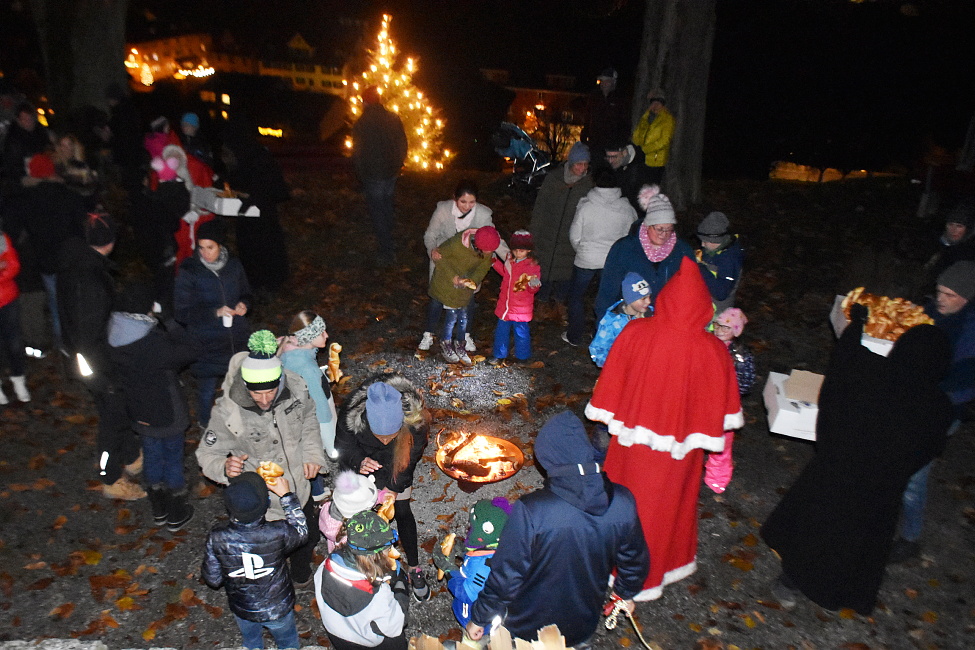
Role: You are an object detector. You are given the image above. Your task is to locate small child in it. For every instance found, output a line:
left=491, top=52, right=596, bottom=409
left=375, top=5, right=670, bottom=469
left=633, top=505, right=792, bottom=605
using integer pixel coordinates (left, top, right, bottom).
left=319, top=470, right=381, bottom=553
left=202, top=472, right=308, bottom=650
left=489, top=230, right=541, bottom=365
left=589, top=272, right=653, bottom=367
left=704, top=308, right=756, bottom=494
left=315, top=510, right=411, bottom=650
left=433, top=497, right=512, bottom=638
left=429, top=226, right=501, bottom=366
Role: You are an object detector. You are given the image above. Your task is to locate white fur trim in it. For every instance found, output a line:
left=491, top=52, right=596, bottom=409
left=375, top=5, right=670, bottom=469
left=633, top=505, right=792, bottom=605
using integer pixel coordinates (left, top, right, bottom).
left=632, top=560, right=697, bottom=601
left=585, top=403, right=726, bottom=460
left=724, top=410, right=744, bottom=430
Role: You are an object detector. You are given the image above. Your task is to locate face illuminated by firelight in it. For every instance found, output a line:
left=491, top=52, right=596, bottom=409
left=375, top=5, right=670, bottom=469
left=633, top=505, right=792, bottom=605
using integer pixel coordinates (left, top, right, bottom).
left=454, top=192, right=476, bottom=214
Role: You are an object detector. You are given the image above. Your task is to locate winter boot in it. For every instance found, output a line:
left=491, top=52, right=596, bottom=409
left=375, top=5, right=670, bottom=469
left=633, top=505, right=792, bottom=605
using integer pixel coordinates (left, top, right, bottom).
left=440, top=339, right=459, bottom=364
left=454, top=340, right=473, bottom=366
left=166, top=488, right=194, bottom=532
left=147, top=484, right=169, bottom=526
left=102, top=474, right=147, bottom=500
left=10, top=376, right=30, bottom=402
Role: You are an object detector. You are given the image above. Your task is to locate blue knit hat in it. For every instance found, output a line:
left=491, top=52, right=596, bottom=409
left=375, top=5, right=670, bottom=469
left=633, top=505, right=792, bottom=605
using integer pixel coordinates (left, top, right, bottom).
left=181, top=112, right=200, bottom=128
left=224, top=472, right=269, bottom=523
left=366, top=382, right=404, bottom=436
left=567, top=141, right=591, bottom=165
left=621, top=272, right=650, bottom=304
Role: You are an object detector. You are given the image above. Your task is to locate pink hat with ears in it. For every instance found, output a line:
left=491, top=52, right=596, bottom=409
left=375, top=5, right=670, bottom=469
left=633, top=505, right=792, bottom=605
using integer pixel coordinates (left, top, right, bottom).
left=151, top=156, right=180, bottom=181
left=715, top=308, right=748, bottom=337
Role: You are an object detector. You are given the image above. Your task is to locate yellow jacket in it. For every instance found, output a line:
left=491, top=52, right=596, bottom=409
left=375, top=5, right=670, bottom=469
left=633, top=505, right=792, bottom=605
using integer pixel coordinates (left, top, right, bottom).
left=632, top=106, right=675, bottom=168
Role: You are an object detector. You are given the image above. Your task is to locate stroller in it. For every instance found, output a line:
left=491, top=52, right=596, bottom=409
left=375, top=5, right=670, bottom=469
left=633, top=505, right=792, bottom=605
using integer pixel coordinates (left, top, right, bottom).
left=493, top=122, right=551, bottom=197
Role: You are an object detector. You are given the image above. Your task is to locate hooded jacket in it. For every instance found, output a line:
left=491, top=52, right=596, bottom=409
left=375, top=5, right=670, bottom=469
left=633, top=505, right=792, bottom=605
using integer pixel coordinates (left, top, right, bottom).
left=569, top=186, right=637, bottom=270
left=492, top=254, right=541, bottom=322
left=57, top=237, right=116, bottom=384
left=428, top=230, right=495, bottom=310
left=632, top=106, right=675, bottom=168
left=335, top=372, right=429, bottom=493
left=202, top=492, right=308, bottom=622
left=470, top=412, right=649, bottom=647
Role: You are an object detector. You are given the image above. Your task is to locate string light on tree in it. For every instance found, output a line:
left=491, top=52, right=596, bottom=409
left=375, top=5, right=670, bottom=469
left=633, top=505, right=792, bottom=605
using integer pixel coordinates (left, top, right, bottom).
left=343, top=14, right=450, bottom=171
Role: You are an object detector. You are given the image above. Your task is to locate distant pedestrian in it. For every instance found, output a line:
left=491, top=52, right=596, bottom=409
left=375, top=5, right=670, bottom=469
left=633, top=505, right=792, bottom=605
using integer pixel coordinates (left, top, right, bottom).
left=632, top=90, right=675, bottom=186
left=604, top=138, right=651, bottom=212
left=489, top=230, right=541, bottom=366
left=581, top=67, right=630, bottom=168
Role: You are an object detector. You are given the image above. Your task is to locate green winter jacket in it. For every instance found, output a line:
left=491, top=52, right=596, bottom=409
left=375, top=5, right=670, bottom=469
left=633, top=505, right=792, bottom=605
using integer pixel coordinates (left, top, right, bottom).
left=429, top=230, right=494, bottom=309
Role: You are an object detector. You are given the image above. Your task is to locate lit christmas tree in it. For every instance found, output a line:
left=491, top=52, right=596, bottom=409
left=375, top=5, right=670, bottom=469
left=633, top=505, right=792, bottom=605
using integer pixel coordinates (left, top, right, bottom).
left=344, top=14, right=451, bottom=171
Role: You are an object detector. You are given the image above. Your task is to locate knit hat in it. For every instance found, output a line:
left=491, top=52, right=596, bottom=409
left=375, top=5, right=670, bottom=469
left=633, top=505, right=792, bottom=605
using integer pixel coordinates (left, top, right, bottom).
left=85, top=212, right=117, bottom=247
left=224, top=471, right=269, bottom=523
left=241, top=330, right=283, bottom=390
left=362, top=86, right=382, bottom=105
left=181, top=112, right=200, bottom=128
left=293, top=315, right=327, bottom=347
left=346, top=511, right=397, bottom=555
left=945, top=199, right=975, bottom=230
left=331, top=470, right=379, bottom=519
left=937, top=261, right=975, bottom=302
left=566, top=141, right=591, bottom=166
left=697, top=211, right=731, bottom=245
left=196, top=218, right=226, bottom=246
left=150, top=116, right=169, bottom=133
left=365, top=382, right=404, bottom=436
left=473, top=226, right=501, bottom=253
left=27, top=153, right=56, bottom=179
left=464, top=497, right=512, bottom=550
left=638, top=185, right=676, bottom=226
left=647, top=89, right=666, bottom=104
left=621, top=272, right=651, bottom=304
left=715, top=307, right=748, bottom=338
left=509, top=229, right=533, bottom=250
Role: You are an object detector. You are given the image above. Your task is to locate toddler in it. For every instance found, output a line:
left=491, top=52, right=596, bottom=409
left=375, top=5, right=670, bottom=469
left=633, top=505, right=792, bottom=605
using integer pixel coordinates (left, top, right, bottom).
left=319, top=470, right=383, bottom=553
left=589, top=272, right=652, bottom=367
left=489, top=230, right=541, bottom=365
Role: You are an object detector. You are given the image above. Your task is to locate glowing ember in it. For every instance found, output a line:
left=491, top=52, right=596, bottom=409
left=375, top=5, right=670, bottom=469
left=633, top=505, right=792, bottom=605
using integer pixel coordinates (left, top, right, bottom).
left=436, top=431, right=523, bottom=484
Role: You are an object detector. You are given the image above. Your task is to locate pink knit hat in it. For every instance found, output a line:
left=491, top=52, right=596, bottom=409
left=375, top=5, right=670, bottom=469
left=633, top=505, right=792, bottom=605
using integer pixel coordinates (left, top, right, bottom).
left=715, top=308, right=748, bottom=337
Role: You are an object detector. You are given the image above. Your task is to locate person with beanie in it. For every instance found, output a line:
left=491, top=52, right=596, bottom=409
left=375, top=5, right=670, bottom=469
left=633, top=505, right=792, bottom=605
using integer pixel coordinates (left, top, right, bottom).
left=915, top=198, right=975, bottom=302
left=696, top=211, right=745, bottom=313
left=319, top=470, right=382, bottom=553
left=891, top=259, right=975, bottom=561
left=197, top=330, right=326, bottom=586
left=420, top=179, right=508, bottom=353
left=0, top=230, right=30, bottom=404
left=530, top=141, right=594, bottom=308
left=605, top=137, right=652, bottom=212
left=315, top=510, right=411, bottom=649
left=351, top=86, right=408, bottom=267
left=594, top=184, right=694, bottom=318
left=334, top=372, right=432, bottom=602
left=58, top=212, right=146, bottom=500
left=488, top=229, right=541, bottom=366
left=631, top=90, right=675, bottom=185
left=108, top=280, right=200, bottom=530
left=174, top=217, right=252, bottom=427
left=178, top=111, right=213, bottom=169
left=202, top=471, right=309, bottom=650
left=427, top=225, right=501, bottom=365
left=581, top=67, right=631, bottom=168
left=466, top=411, right=648, bottom=647
left=589, top=271, right=653, bottom=368
left=564, top=168, right=638, bottom=346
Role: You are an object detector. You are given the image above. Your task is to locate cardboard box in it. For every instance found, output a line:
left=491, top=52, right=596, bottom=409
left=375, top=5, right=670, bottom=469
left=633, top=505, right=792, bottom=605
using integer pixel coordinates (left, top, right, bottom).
left=763, top=371, right=819, bottom=441
left=191, top=186, right=260, bottom=217
left=829, top=295, right=893, bottom=357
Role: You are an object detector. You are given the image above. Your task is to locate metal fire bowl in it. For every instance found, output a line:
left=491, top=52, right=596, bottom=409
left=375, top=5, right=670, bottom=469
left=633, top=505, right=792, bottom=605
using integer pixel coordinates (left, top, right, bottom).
left=435, top=436, right=525, bottom=485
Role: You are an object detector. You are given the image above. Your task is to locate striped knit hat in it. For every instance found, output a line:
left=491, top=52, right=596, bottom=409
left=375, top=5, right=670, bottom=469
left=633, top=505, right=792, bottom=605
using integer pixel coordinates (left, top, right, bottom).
left=241, top=330, right=282, bottom=390
left=639, top=184, right=676, bottom=226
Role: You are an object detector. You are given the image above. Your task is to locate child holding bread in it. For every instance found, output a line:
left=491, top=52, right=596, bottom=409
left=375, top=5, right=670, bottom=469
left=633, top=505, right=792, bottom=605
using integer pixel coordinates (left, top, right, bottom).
left=488, top=230, right=541, bottom=366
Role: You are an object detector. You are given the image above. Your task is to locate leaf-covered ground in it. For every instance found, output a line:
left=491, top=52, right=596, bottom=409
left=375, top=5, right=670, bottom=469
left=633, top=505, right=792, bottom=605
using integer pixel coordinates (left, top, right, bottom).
left=1, top=166, right=972, bottom=649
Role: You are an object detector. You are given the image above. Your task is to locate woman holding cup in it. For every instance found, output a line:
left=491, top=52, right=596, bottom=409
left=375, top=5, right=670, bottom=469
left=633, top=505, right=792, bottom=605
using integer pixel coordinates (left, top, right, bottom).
left=174, top=218, right=252, bottom=427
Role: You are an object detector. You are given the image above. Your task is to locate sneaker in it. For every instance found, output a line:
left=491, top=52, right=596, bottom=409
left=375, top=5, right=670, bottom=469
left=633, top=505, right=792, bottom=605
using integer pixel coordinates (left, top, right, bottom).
left=11, top=376, right=30, bottom=403
left=455, top=341, right=473, bottom=367
left=464, top=333, right=476, bottom=352
left=102, top=475, right=147, bottom=501
left=488, top=356, right=504, bottom=366
left=0, top=386, right=7, bottom=406
left=770, top=575, right=799, bottom=611
left=560, top=331, right=579, bottom=347
left=440, top=340, right=459, bottom=363
left=888, top=537, right=921, bottom=564
left=418, top=331, right=435, bottom=351
left=410, top=567, right=432, bottom=602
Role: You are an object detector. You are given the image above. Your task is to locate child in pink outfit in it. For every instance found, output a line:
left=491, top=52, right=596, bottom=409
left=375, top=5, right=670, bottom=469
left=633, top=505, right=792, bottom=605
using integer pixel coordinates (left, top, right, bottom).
left=704, top=308, right=756, bottom=493
left=319, top=470, right=386, bottom=552
left=489, top=230, right=541, bottom=365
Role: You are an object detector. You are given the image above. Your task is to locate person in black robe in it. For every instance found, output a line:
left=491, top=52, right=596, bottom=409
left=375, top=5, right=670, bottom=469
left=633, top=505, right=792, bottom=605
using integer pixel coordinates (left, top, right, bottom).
left=760, top=303, right=953, bottom=614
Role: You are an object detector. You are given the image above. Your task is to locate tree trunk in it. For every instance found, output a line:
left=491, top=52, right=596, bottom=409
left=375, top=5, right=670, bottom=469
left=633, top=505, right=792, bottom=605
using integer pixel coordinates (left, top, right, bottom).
left=633, top=0, right=716, bottom=210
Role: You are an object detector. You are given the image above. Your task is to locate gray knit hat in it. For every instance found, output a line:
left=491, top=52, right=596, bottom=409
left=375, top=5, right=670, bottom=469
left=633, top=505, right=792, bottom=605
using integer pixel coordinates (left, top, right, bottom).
left=937, top=261, right=975, bottom=302
left=638, top=185, right=676, bottom=226
left=697, top=212, right=731, bottom=245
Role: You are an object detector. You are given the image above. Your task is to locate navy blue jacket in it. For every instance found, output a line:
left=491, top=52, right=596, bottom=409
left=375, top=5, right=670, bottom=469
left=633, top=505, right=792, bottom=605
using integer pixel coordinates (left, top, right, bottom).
left=595, top=229, right=694, bottom=317
left=698, top=235, right=744, bottom=311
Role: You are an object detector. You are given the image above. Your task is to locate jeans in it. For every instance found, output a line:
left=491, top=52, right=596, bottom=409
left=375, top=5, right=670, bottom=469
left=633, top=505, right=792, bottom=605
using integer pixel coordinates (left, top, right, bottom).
left=899, top=419, right=959, bottom=541
left=362, top=176, right=398, bottom=261
left=41, top=273, right=62, bottom=345
left=196, top=375, right=218, bottom=428
left=234, top=611, right=298, bottom=650
left=0, top=298, right=26, bottom=376
left=425, top=296, right=476, bottom=335
left=442, top=305, right=469, bottom=343
left=141, top=434, right=186, bottom=490
left=492, top=319, right=531, bottom=360
left=566, top=266, right=601, bottom=344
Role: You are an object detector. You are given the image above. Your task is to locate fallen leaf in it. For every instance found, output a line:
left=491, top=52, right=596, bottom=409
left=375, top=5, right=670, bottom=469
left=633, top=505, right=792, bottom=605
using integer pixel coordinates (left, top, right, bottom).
left=743, top=615, right=757, bottom=628
left=904, top=588, right=918, bottom=599
left=52, top=515, right=68, bottom=530
left=142, top=628, right=157, bottom=641
left=24, top=561, right=48, bottom=570
left=28, top=454, right=47, bottom=470
left=921, top=610, right=938, bottom=623
left=80, top=550, right=102, bottom=565
left=27, top=577, right=54, bottom=590
left=49, top=603, right=75, bottom=620
left=741, top=533, right=758, bottom=547
left=436, top=513, right=456, bottom=522
left=116, top=596, right=140, bottom=611
left=838, top=608, right=857, bottom=619
left=65, top=414, right=87, bottom=425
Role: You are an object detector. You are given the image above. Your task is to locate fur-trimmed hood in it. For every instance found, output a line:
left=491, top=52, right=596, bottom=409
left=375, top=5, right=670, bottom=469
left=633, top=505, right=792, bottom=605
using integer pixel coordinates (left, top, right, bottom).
left=341, top=372, right=427, bottom=438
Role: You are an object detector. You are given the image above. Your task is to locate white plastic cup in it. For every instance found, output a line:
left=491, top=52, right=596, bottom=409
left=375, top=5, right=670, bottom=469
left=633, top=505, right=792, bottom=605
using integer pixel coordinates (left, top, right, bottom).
left=222, top=314, right=233, bottom=328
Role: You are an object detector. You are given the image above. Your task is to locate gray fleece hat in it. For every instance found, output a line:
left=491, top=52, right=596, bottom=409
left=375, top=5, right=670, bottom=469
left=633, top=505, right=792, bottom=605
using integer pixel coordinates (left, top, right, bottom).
left=697, top=212, right=731, bottom=245
left=937, top=261, right=975, bottom=302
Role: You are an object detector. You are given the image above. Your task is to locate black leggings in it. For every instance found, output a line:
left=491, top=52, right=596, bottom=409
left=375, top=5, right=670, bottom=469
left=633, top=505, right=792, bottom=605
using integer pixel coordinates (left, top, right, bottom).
left=393, top=498, right=419, bottom=567
left=288, top=498, right=322, bottom=583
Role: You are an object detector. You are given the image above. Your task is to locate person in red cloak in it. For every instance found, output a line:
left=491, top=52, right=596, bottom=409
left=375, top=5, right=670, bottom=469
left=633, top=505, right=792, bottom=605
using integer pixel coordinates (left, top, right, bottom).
left=585, top=256, right=743, bottom=600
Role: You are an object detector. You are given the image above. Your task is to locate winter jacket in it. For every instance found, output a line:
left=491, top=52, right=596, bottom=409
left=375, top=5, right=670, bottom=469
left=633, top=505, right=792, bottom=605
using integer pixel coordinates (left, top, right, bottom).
left=57, top=237, right=116, bottom=383
left=424, top=200, right=507, bottom=278
left=632, top=106, right=675, bottom=168
left=727, top=340, right=756, bottom=395
left=280, top=344, right=337, bottom=456
left=315, top=550, right=409, bottom=647
left=447, top=550, right=495, bottom=628
left=569, top=186, right=637, bottom=270
left=925, top=301, right=975, bottom=410
left=589, top=300, right=646, bottom=368
left=610, top=145, right=652, bottom=212
left=581, top=88, right=630, bottom=156
left=595, top=230, right=695, bottom=317
left=335, top=372, right=430, bottom=493
left=107, top=313, right=199, bottom=436
left=202, top=492, right=308, bottom=622
left=351, top=104, right=407, bottom=181
left=22, top=181, right=87, bottom=275
left=174, top=252, right=252, bottom=378
left=493, top=254, right=541, bottom=323
left=196, top=351, right=327, bottom=520
left=698, top=235, right=744, bottom=313
left=0, top=233, right=20, bottom=309
left=530, top=165, right=594, bottom=284
left=428, top=230, right=494, bottom=310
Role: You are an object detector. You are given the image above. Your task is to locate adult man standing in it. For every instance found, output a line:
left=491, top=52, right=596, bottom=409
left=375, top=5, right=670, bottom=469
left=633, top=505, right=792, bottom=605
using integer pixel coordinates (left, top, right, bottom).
left=631, top=91, right=675, bottom=186
left=604, top=138, right=650, bottom=213
left=581, top=68, right=630, bottom=169
left=352, top=86, right=408, bottom=267
left=1, top=102, right=49, bottom=214
left=466, top=411, right=649, bottom=647
left=196, top=330, right=326, bottom=585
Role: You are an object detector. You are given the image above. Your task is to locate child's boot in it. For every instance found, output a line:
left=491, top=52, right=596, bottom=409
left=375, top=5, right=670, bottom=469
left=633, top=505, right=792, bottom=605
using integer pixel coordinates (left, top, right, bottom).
left=166, top=488, right=194, bottom=532
left=147, top=484, right=169, bottom=526
left=10, top=376, right=30, bottom=402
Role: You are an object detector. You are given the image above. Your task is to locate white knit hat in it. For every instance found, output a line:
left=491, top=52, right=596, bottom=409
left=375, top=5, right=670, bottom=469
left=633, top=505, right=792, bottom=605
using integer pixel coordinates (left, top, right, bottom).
left=331, top=470, right=378, bottom=519
left=638, top=184, right=676, bottom=226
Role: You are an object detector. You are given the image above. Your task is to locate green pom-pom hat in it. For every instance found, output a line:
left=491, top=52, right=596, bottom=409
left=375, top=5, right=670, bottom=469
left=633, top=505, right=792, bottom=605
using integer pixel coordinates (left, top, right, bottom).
left=241, top=329, right=283, bottom=389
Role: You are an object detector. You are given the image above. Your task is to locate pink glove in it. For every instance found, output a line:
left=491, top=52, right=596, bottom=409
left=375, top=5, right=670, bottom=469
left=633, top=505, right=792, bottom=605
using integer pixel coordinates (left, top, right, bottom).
left=704, top=431, right=735, bottom=494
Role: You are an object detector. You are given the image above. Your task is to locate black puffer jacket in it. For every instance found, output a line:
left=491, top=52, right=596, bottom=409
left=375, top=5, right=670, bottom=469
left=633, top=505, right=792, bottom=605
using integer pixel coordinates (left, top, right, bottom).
left=202, top=493, right=308, bottom=622
left=335, top=372, right=430, bottom=493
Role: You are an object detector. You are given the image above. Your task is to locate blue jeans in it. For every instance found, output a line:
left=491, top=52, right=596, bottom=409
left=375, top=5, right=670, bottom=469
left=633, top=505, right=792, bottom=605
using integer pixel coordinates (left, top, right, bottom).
left=899, top=419, right=960, bottom=541
left=141, top=434, right=186, bottom=490
left=442, top=305, right=469, bottom=343
left=425, top=296, right=475, bottom=335
left=362, top=176, right=398, bottom=261
left=41, top=273, right=62, bottom=345
left=493, top=319, right=531, bottom=360
left=234, top=611, right=298, bottom=650
left=196, top=375, right=218, bottom=428
left=566, top=266, right=600, bottom=344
